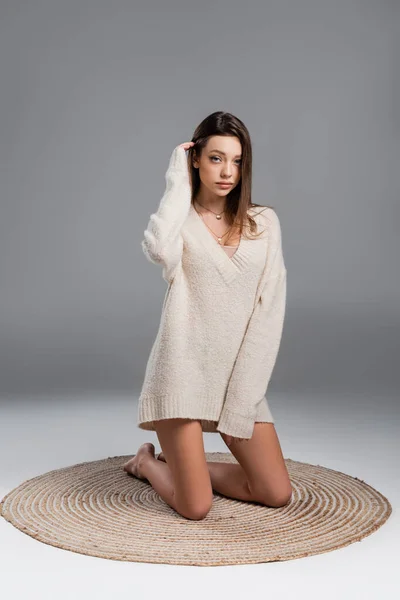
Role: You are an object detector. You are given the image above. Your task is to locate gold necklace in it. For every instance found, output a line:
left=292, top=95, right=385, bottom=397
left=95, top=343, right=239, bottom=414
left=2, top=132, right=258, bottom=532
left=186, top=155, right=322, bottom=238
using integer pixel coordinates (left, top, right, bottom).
left=195, top=206, right=234, bottom=245
left=194, top=199, right=226, bottom=220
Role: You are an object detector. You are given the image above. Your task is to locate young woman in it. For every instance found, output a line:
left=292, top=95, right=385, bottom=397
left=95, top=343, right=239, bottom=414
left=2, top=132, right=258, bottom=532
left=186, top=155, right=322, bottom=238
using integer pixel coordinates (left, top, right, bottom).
left=123, top=111, right=292, bottom=520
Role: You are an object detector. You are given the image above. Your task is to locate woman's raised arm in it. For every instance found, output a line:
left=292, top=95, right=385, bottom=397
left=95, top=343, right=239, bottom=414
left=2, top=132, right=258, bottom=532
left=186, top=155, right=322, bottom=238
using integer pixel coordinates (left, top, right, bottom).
left=141, top=143, right=194, bottom=283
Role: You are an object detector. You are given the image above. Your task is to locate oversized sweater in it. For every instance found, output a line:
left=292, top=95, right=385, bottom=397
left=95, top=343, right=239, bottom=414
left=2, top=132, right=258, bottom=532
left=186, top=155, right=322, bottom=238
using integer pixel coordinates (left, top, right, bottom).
left=137, top=145, right=287, bottom=439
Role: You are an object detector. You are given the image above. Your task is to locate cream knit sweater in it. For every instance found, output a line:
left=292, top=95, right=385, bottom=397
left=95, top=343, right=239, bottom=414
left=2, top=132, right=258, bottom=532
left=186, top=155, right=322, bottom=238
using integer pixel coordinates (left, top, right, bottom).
left=137, top=145, right=287, bottom=439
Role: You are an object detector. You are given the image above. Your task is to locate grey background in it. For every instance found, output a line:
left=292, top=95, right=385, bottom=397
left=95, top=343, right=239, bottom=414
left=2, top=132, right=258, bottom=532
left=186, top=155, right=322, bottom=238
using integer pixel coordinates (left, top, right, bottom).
left=0, top=1, right=399, bottom=592
left=0, top=0, right=399, bottom=398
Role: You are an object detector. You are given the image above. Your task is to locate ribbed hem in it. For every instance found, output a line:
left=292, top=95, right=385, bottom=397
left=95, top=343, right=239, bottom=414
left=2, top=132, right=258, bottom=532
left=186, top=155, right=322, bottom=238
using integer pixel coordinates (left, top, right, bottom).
left=137, top=392, right=224, bottom=429
left=255, top=395, right=275, bottom=423
left=138, top=392, right=274, bottom=438
left=216, top=407, right=256, bottom=439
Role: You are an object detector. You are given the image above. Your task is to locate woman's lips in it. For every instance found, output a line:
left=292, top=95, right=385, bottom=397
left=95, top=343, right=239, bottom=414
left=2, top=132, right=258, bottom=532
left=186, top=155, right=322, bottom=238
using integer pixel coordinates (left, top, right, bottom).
left=216, top=183, right=232, bottom=188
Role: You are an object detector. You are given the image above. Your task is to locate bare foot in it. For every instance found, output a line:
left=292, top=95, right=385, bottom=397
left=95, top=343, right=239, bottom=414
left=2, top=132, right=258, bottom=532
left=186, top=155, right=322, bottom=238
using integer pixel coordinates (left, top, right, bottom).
left=123, top=442, right=156, bottom=480
left=157, top=451, right=167, bottom=463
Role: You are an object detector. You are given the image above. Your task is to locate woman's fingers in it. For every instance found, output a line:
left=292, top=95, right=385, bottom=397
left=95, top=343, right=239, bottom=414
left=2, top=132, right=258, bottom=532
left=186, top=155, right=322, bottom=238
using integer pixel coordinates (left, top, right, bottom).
left=178, top=141, right=196, bottom=151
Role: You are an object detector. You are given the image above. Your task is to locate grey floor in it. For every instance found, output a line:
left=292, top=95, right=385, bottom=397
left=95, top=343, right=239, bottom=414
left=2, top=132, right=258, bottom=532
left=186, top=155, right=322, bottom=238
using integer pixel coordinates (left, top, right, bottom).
left=0, top=392, right=398, bottom=599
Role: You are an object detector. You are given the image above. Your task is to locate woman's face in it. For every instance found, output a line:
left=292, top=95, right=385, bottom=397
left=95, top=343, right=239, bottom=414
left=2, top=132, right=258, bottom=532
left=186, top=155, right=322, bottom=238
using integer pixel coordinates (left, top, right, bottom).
left=192, top=135, right=242, bottom=197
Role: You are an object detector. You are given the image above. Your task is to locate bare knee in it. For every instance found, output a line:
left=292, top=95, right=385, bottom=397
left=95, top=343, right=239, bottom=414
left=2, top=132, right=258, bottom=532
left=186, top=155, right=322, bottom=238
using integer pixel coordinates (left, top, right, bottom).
left=155, top=418, right=214, bottom=520
left=176, top=498, right=213, bottom=520
left=267, top=490, right=293, bottom=508
left=252, top=484, right=293, bottom=508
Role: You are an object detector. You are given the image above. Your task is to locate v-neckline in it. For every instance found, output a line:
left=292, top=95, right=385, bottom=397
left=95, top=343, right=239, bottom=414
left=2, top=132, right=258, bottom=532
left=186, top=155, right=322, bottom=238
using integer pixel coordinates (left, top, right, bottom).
left=190, top=204, right=243, bottom=262
left=188, top=203, right=260, bottom=284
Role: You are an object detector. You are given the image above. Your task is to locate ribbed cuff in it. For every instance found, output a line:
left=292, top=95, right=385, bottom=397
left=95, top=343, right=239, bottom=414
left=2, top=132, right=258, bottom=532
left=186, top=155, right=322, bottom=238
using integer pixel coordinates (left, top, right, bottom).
left=216, top=407, right=256, bottom=439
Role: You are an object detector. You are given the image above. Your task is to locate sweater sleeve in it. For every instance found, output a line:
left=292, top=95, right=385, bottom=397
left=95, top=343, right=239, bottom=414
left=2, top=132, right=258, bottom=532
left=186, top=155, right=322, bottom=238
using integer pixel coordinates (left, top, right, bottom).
left=141, top=145, right=192, bottom=283
left=217, top=210, right=287, bottom=439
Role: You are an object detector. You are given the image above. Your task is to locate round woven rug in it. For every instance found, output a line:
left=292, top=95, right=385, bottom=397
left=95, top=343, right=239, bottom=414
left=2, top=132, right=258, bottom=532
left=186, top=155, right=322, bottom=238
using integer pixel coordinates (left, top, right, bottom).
left=0, top=453, right=392, bottom=566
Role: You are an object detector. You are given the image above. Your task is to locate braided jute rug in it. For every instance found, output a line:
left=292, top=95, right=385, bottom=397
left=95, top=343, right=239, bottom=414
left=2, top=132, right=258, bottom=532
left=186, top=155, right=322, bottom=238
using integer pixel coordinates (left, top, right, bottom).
left=0, top=453, right=392, bottom=566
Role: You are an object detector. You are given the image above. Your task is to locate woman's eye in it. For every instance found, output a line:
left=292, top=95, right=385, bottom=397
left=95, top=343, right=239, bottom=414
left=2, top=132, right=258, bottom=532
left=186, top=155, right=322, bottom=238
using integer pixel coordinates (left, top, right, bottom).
left=210, top=156, right=241, bottom=165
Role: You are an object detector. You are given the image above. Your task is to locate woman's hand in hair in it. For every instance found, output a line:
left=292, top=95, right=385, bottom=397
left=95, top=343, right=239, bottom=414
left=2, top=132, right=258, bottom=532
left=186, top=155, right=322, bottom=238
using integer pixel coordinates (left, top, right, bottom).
left=178, top=141, right=196, bottom=151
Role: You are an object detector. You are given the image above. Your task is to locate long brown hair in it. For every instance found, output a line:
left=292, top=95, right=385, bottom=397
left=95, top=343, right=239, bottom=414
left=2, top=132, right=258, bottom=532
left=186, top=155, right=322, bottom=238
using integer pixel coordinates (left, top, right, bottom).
left=187, top=111, right=273, bottom=241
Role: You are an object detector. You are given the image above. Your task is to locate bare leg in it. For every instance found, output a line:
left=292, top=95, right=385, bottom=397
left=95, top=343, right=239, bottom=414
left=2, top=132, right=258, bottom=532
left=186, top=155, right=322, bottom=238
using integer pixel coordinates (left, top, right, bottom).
left=157, top=421, right=292, bottom=508
left=124, top=422, right=291, bottom=517
left=123, top=443, right=181, bottom=513
left=157, top=451, right=253, bottom=502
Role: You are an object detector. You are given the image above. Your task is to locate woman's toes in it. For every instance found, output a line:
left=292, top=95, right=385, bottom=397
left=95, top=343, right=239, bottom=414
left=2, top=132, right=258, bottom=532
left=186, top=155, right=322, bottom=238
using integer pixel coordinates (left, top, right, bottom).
left=123, top=442, right=156, bottom=479
left=123, top=456, right=137, bottom=474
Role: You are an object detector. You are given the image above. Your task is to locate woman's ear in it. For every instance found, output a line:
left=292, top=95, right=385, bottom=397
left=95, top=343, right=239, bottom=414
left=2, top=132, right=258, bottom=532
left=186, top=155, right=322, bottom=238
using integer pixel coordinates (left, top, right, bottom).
left=191, top=149, right=200, bottom=169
